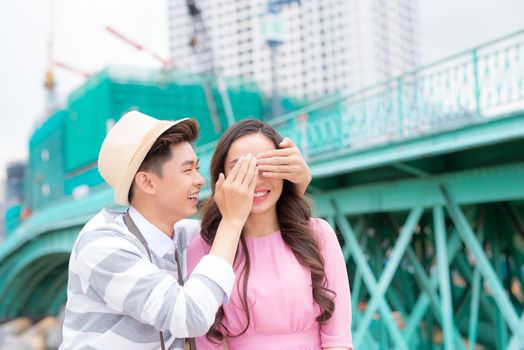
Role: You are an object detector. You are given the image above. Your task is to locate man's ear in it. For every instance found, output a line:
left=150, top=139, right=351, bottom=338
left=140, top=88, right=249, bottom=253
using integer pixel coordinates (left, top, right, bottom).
left=134, top=171, right=157, bottom=196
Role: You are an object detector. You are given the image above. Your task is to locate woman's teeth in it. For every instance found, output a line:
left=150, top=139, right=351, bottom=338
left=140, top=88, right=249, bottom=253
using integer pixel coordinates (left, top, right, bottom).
left=254, top=191, right=268, bottom=198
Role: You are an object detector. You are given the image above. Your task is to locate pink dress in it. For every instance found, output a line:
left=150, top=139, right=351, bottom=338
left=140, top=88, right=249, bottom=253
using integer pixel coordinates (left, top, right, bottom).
left=187, top=218, right=353, bottom=350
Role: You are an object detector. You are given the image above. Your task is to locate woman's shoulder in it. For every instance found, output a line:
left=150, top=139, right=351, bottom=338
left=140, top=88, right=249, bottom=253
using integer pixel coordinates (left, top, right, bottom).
left=309, top=217, right=340, bottom=250
left=187, top=232, right=210, bottom=254
left=310, top=217, right=335, bottom=234
left=186, top=233, right=211, bottom=272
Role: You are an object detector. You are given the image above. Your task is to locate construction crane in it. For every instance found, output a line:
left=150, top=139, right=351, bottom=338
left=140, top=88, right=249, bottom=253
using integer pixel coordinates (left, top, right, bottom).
left=54, top=61, right=92, bottom=79
left=105, top=22, right=231, bottom=132
left=44, top=0, right=58, bottom=115
left=43, top=60, right=92, bottom=116
left=185, top=0, right=213, bottom=76
left=185, top=0, right=235, bottom=132
left=105, top=26, right=175, bottom=70
left=43, top=0, right=91, bottom=114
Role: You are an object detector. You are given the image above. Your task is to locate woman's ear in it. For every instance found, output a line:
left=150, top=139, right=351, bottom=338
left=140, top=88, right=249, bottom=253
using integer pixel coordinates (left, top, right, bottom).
left=134, top=171, right=157, bottom=196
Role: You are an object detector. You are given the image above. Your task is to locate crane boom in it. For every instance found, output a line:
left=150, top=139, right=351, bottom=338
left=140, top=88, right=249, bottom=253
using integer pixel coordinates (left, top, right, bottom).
left=105, top=26, right=175, bottom=69
left=54, top=61, right=92, bottom=78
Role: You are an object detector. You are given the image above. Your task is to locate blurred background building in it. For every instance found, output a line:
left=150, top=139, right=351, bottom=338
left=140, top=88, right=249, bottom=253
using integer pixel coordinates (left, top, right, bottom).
left=5, top=162, right=24, bottom=208
left=168, top=0, right=418, bottom=100
left=4, top=162, right=25, bottom=238
left=0, top=180, right=5, bottom=242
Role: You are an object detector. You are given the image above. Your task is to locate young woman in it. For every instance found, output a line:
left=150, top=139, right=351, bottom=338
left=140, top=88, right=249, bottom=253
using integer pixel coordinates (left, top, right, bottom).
left=187, top=119, right=352, bottom=350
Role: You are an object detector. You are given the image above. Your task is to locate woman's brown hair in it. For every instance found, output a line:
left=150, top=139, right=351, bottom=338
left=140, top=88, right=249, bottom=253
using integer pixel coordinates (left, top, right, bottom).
left=200, top=118, right=335, bottom=342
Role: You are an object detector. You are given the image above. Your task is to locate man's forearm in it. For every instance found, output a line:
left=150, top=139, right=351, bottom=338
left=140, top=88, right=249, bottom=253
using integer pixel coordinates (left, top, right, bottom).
left=209, top=218, right=244, bottom=266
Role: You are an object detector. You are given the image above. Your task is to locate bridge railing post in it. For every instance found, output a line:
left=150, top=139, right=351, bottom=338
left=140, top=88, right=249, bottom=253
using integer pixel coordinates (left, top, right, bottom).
left=472, top=49, right=482, bottom=119
left=397, top=77, right=404, bottom=139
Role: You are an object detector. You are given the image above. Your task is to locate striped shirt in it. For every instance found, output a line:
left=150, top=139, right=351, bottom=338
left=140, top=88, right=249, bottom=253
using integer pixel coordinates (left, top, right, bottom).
left=60, top=208, right=234, bottom=350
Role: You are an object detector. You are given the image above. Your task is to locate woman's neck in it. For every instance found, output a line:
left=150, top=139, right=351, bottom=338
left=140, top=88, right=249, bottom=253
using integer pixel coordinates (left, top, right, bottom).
left=243, top=208, right=279, bottom=238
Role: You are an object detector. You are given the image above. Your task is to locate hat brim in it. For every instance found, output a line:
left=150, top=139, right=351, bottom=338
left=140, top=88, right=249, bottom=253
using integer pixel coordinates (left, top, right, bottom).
left=114, top=117, right=189, bottom=205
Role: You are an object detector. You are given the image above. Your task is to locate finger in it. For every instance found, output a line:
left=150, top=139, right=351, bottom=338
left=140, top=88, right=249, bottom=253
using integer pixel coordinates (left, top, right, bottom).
left=243, top=156, right=258, bottom=187
left=261, top=171, right=293, bottom=179
left=227, top=156, right=245, bottom=183
left=279, top=137, right=297, bottom=149
left=248, top=166, right=259, bottom=192
left=257, top=164, right=296, bottom=173
left=234, top=154, right=253, bottom=185
left=257, top=156, right=297, bottom=166
left=215, top=173, right=225, bottom=191
left=257, top=148, right=295, bottom=160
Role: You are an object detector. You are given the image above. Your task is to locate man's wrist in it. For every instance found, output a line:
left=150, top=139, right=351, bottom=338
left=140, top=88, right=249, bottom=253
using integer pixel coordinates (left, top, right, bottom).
left=219, top=217, right=245, bottom=233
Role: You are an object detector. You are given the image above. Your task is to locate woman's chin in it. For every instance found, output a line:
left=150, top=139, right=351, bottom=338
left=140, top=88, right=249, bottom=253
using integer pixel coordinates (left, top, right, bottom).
left=250, top=205, right=273, bottom=215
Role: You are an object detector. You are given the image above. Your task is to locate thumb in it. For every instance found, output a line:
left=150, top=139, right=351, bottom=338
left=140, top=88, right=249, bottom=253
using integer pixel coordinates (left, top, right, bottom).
left=279, top=137, right=296, bottom=149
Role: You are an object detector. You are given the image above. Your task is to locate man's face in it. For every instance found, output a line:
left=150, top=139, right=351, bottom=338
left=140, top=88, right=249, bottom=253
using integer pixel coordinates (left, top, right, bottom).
left=151, top=142, right=204, bottom=222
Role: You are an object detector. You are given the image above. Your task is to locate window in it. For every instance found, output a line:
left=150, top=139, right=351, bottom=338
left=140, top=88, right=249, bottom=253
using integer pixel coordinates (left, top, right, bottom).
left=42, top=184, right=50, bottom=197
left=41, top=149, right=49, bottom=162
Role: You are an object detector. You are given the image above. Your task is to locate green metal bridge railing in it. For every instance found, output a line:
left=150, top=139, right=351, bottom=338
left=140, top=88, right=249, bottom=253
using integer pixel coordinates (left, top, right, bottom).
left=269, top=29, right=524, bottom=161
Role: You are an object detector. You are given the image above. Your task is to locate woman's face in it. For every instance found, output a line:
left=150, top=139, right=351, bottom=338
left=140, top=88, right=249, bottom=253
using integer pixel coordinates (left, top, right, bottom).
left=224, top=132, right=283, bottom=215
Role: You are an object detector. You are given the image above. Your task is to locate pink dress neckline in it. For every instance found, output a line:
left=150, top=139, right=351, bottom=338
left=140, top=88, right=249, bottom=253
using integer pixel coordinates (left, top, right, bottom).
left=243, top=229, right=280, bottom=240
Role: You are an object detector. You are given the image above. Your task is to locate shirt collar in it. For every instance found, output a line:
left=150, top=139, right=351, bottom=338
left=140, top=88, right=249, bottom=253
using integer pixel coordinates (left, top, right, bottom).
left=128, top=206, right=176, bottom=257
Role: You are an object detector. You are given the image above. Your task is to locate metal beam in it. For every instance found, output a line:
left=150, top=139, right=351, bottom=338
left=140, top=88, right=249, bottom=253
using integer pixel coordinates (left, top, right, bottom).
left=507, top=315, right=524, bottom=350
left=434, top=206, right=455, bottom=350
left=334, top=210, right=410, bottom=349
left=315, top=162, right=524, bottom=215
left=352, top=207, right=423, bottom=347
left=401, top=232, right=466, bottom=350
left=467, top=214, right=485, bottom=350
left=441, top=186, right=524, bottom=346
left=391, top=162, right=431, bottom=178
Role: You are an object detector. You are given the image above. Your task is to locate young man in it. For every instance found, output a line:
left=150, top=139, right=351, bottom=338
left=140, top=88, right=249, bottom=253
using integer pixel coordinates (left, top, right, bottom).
left=60, top=111, right=311, bottom=350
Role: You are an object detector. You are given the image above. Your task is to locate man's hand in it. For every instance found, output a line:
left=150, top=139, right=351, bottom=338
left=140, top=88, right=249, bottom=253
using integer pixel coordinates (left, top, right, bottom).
left=214, top=154, right=258, bottom=226
left=210, top=154, right=257, bottom=265
left=256, top=137, right=311, bottom=195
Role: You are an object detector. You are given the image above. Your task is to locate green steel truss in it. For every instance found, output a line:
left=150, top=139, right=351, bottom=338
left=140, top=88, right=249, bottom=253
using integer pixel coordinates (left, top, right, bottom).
left=312, top=164, right=524, bottom=349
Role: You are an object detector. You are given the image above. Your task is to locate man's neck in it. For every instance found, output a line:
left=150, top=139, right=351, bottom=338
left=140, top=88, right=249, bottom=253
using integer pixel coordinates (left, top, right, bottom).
left=131, top=202, right=177, bottom=238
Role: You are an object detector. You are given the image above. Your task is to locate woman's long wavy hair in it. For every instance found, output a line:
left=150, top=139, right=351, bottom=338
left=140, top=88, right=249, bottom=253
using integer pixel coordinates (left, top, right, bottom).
left=200, top=119, right=336, bottom=343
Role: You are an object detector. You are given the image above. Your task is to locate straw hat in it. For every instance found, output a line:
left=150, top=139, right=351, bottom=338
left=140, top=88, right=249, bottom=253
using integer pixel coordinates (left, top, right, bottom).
left=98, top=111, right=189, bottom=205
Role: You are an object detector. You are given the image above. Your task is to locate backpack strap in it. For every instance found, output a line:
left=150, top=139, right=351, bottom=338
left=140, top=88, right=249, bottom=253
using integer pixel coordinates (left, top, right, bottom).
left=123, top=211, right=167, bottom=350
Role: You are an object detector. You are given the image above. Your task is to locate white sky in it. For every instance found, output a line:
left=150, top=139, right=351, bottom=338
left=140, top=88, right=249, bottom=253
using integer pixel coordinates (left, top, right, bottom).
left=0, top=0, right=523, bottom=182
left=0, top=0, right=169, bottom=181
